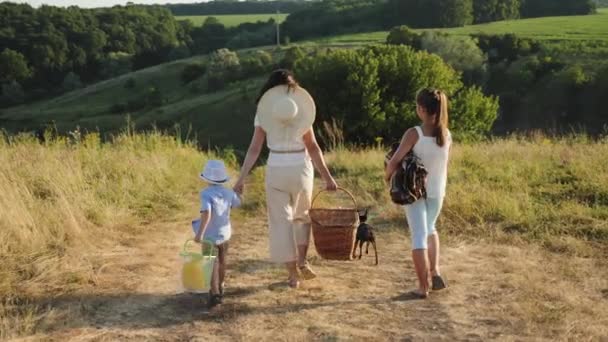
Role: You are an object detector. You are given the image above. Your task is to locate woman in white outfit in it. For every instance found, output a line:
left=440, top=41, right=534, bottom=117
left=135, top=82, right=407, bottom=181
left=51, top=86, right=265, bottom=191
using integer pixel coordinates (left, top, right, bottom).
left=234, top=70, right=338, bottom=289
left=385, top=88, right=451, bottom=299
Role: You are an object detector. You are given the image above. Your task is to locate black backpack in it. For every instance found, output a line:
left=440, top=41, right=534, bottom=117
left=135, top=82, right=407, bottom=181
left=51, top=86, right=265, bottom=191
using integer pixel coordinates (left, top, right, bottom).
left=385, top=143, right=428, bottom=205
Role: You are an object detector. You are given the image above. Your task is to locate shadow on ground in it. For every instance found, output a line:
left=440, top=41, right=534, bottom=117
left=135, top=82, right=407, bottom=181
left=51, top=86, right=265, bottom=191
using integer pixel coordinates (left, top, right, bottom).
left=22, top=285, right=448, bottom=333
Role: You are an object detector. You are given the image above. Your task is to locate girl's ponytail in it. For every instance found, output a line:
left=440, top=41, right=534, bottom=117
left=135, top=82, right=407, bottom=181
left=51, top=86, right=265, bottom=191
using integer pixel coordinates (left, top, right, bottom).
left=434, top=90, right=449, bottom=147
left=416, top=88, right=450, bottom=147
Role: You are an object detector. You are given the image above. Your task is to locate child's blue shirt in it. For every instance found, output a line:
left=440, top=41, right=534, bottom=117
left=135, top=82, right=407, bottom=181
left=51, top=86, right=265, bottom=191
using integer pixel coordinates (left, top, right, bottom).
left=192, top=185, right=241, bottom=245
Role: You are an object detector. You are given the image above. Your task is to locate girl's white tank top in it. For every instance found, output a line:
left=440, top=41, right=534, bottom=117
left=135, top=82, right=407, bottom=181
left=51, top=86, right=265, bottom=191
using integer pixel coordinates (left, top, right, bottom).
left=412, top=126, right=451, bottom=199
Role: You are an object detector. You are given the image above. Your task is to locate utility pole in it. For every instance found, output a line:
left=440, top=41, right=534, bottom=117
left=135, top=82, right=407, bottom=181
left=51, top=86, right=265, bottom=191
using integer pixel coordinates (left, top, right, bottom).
left=276, top=9, right=280, bottom=47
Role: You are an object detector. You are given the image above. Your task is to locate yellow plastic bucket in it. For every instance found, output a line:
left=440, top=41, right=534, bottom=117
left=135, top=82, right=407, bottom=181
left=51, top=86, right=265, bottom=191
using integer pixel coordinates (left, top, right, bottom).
left=180, top=239, right=216, bottom=293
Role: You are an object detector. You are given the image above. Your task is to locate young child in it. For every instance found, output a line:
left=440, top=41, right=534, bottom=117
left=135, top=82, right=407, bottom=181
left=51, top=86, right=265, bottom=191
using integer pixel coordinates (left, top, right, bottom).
left=192, top=159, right=241, bottom=308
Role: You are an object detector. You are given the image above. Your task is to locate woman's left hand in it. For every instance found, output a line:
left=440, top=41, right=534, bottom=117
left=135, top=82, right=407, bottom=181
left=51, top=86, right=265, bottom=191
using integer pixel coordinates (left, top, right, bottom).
left=233, top=178, right=245, bottom=195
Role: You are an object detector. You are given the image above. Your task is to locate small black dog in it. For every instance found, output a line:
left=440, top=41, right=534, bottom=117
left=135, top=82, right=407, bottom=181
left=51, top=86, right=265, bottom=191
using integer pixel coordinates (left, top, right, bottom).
left=353, top=208, right=378, bottom=265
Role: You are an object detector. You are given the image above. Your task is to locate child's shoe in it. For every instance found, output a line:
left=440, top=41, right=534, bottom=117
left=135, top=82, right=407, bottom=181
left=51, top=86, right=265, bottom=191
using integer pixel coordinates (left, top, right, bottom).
left=208, top=294, right=223, bottom=309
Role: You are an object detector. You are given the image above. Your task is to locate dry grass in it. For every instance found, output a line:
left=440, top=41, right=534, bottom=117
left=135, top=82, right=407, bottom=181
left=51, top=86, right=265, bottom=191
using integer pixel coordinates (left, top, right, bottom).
left=0, top=131, right=211, bottom=339
left=321, top=136, right=608, bottom=255
left=1, top=133, right=607, bottom=340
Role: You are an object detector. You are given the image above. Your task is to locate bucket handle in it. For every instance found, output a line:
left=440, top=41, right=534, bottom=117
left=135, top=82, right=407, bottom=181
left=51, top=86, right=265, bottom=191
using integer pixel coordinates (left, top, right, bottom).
left=311, top=187, right=358, bottom=210
left=182, top=239, right=217, bottom=257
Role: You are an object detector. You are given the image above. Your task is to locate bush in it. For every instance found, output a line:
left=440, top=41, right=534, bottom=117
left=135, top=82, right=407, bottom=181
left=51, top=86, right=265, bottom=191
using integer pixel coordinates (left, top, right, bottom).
left=420, top=32, right=488, bottom=85
left=0, top=81, right=26, bottom=107
left=62, top=72, right=83, bottom=92
left=110, top=103, right=127, bottom=113
left=450, top=87, right=500, bottom=138
left=207, top=48, right=241, bottom=91
left=100, top=52, right=133, bottom=79
left=124, top=78, right=137, bottom=89
left=279, top=46, right=306, bottom=69
left=473, top=0, right=520, bottom=23
left=0, top=49, right=31, bottom=83
left=167, top=45, right=191, bottom=61
left=295, top=45, right=497, bottom=142
left=241, top=50, right=274, bottom=77
left=475, top=34, right=542, bottom=63
left=386, top=26, right=422, bottom=48
left=180, top=63, right=207, bottom=84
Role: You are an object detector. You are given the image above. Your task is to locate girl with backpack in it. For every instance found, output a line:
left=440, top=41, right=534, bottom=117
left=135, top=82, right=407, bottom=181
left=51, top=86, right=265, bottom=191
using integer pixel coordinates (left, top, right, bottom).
left=384, top=88, right=451, bottom=299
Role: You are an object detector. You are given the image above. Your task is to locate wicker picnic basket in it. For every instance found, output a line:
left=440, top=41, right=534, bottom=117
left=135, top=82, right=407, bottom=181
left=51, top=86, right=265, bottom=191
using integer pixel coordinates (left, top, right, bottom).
left=309, top=188, right=359, bottom=260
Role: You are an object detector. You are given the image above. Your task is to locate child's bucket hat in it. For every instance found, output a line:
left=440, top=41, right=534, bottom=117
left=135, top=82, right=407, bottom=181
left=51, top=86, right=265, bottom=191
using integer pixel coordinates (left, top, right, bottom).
left=200, top=160, right=229, bottom=184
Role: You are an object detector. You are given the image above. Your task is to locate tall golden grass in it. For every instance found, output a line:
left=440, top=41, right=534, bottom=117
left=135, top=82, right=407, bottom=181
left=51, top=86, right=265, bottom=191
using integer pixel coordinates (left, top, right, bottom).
left=320, top=135, right=608, bottom=255
left=0, top=131, right=209, bottom=300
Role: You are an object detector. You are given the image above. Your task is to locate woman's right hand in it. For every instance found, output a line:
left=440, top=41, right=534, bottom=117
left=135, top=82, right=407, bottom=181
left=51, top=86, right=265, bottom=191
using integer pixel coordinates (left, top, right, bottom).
left=325, top=176, right=338, bottom=191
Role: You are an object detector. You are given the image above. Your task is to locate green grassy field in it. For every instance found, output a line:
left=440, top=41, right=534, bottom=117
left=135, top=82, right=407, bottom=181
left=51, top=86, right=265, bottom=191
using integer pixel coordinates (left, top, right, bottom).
left=318, top=8, right=608, bottom=44
left=176, top=13, right=288, bottom=27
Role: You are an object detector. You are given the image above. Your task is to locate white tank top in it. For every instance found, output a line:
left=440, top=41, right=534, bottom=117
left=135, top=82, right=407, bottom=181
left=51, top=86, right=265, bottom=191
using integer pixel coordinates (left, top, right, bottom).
left=412, top=126, right=451, bottom=198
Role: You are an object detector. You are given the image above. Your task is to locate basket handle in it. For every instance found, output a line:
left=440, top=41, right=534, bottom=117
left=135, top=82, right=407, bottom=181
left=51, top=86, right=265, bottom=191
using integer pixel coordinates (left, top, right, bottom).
left=311, top=187, right=358, bottom=210
left=182, top=239, right=216, bottom=257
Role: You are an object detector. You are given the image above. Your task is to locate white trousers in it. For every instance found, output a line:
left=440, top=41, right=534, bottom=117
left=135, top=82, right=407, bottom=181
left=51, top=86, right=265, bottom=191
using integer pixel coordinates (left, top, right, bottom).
left=265, top=160, right=314, bottom=263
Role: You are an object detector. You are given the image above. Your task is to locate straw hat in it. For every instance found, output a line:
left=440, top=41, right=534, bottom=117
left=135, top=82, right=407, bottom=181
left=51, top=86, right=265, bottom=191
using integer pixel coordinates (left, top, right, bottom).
left=199, top=160, right=229, bottom=184
left=256, top=85, right=316, bottom=145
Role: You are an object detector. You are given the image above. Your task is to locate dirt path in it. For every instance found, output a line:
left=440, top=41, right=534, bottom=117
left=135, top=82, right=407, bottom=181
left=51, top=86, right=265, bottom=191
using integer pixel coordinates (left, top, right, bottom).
left=14, top=213, right=608, bottom=341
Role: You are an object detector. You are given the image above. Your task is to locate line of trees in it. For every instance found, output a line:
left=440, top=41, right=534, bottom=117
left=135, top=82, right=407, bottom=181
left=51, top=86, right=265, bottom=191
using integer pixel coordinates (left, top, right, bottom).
left=281, top=0, right=596, bottom=41
left=167, top=1, right=312, bottom=16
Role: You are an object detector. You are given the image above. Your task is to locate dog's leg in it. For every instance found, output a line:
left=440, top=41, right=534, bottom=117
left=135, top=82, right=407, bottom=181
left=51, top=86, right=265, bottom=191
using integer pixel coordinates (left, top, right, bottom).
left=358, top=240, right=363, bottom=259
left=365, top=241, right=370, bottom=255
left=352, top=239, right=359, bottom=259
left=372, top=240, right=378, bottom=265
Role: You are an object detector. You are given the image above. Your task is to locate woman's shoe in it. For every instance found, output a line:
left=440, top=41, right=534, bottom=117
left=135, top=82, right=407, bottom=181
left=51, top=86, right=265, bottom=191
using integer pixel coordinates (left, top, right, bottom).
left=298, top=263, right=317, bottom=280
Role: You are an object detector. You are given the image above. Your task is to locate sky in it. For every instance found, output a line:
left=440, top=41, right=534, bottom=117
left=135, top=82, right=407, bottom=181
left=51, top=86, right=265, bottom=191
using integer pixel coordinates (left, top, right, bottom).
left=6, top=0, right=208, bottom=8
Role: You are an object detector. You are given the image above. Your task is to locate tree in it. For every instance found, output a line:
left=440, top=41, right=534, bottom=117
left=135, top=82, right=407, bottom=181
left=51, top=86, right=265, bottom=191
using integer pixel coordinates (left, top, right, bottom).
left=294, top=45, right=497, bottom=142
left=388, top=0, right=473, bottom=28
left=386, top=26, right=422, bottom=48
left=473, top=0, right=520, bottom=23
left=207, top=48, right=241, bottom=90
left=450, top=87, right=500, bottom=138
left=181, top=63, right=207, bottom=84
left=0, top=81, right=26, bottom=106
left=62, top=72, right=83, bottom=92
left=437, top=0, right=474, bottom=27
left=0, top=49, right=32, bottom=83
left=419, top=32, right=488, bottom=85
left=521, top=0, right=596, bottom=17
